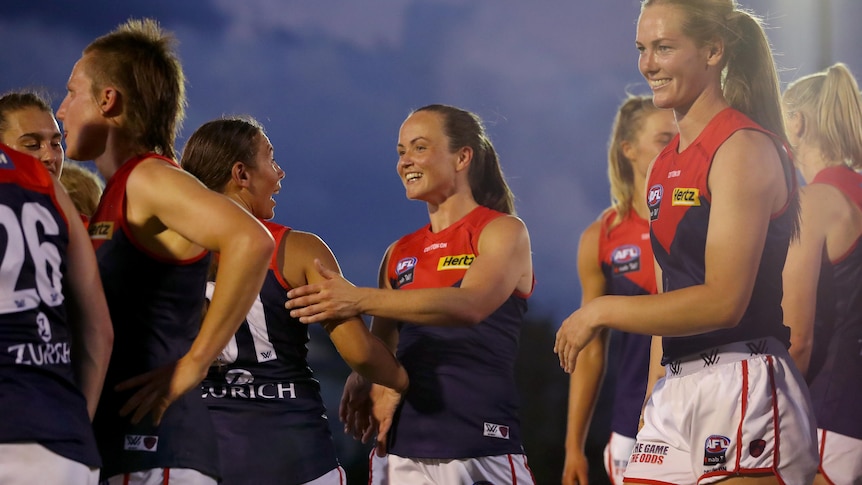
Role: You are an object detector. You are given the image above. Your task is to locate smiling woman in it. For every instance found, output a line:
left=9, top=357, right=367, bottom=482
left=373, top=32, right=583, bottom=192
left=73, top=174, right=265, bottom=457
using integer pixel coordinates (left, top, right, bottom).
left=555, top=1, right=818, bottom=484
left=0, top=91, right=64, bottom=177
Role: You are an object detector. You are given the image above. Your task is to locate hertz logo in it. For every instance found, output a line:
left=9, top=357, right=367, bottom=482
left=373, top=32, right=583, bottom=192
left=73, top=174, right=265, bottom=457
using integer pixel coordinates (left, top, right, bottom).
left=437, top=254, right=475, bottom=270
left=671, top=188, right=700, bottom=206
left=88, top=221, right=114, bottom=240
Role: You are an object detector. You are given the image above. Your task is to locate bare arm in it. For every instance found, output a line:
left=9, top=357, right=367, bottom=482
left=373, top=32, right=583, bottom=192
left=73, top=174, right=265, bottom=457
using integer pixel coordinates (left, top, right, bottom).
left=117, top=159, right=274, bottom=423
left=563, top=220, right=608, bottom=485
left=55, top=179, right=113, bottom=420
left=287, top=215, right=533, bottom=326
left=556, top=130, right=788, bottom=371
left=283, top=231, right=408, bottom=392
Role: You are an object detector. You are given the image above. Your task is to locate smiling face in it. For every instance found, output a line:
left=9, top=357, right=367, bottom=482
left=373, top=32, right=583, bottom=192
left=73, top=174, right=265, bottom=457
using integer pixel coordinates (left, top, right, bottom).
left=0, top=107, right=64, bottom=177
left=396, top=110, right=464, bottom=205
left=244, top=133, right=284, bottom=220
left=636, top=4, right=716, bottom=113
left=56, top=55, right=109, bottom=162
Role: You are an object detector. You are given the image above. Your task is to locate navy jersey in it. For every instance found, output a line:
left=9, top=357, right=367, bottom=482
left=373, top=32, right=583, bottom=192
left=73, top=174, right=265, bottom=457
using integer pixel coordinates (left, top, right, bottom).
left=647, top=108, right=794, bottom=363
left=805, top=166, right=862, bottom=440
left=385, top=206, right=531, bottom=458
left=202, top=221, right=339, bottom=484
left=597, top=209, right=654, bottom=438
left=0, top=143, right=100, bottom=467
left=89, top=154, right=218, bottom=479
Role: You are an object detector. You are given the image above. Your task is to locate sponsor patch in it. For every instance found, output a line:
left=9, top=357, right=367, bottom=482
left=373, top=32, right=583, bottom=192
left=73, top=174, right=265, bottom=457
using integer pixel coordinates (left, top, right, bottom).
left=671, top=187, right=700, bottom=206
left=704, top=435, right=730, bottom=466
left=648, top=184, right=663, bottom=221
left=483, top=422, right=510, bottom=439
left=0, top=151, right=14, bottom=170
left=611, top=244, right=641, bottom=275
left=437, top=254, right=475, bottom=271
left=630, top=443, right=669, bottom=465
left=124, top=434, right=158, bottom=452
left=395, top=257, right=417, bottom=287
left=423, top=242, right=447, bottom=253
left=88, top=221, right=114, bottom=240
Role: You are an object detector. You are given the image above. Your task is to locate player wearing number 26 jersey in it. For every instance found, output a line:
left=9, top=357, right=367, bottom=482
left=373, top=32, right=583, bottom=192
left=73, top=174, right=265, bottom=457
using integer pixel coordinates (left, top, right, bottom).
left=0, top=143, right=112, bottom=485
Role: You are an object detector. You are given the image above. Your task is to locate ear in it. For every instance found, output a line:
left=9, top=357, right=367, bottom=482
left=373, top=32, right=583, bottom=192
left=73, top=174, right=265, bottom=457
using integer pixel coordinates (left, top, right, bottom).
left=705, top=38, right=725, bottom=67
left=621, top=140, right=637, bottom=164
left=455, top=146, right=473, bottom=172
left=786, top=111, right=806, bottom=140
left=99, top=87, right=121, bottom=116
left=231, top=161, right=251, bottom=188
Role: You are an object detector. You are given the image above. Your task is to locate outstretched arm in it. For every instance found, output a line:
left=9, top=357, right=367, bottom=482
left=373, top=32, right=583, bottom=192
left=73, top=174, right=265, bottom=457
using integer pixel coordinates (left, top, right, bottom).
left=286, top=215, right=532, bottom=326
left=283, top=230, right=408, bottom=392
left=55, top=179, right=113, bottom=420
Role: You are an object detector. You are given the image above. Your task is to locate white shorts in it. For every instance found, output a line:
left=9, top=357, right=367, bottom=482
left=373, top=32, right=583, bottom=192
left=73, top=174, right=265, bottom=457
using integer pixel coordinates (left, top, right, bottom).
left=603, top=432, right=636, bottom=485
left=817, top=428, right=862, bottom=484
left=369, top=452, right=535, bottom=485
left=102, top=468, right=216, bottom=485
left=623, top=338, right=818, bottom=485
left=0, top=443, right=99, bottom=485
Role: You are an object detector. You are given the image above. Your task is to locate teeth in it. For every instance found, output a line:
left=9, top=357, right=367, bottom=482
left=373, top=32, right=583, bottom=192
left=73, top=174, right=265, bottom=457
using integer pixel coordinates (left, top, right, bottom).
left=406, top=173, right=422, bottom=181
left=651, top=79, right=669, bottom=88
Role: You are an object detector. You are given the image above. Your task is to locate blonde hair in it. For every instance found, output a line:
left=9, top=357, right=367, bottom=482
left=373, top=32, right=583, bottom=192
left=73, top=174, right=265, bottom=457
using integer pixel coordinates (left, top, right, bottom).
left=59, top=160, right=104, bottom=217
left=783, top=63, right=862, bottom=170
left=608, top=95, right=662, bottom=225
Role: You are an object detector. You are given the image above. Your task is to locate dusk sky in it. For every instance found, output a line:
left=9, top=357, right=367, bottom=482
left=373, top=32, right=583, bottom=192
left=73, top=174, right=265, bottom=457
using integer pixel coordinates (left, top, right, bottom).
left=4, top=0, right=861, bottom=323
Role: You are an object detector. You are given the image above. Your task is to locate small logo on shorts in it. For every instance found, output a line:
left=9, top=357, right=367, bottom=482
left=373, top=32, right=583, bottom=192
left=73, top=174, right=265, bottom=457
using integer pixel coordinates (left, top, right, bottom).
left=704, top=435, right=730, bottom=465
left=124, top=434, right=158, bottom=452
left=668, top=361, right=681, bottom=376
left=749, top=439, right=766, bottom=458
left=746, top=339, right=768, bottom=355
left=483, top=422, right=510, bottom=439
left=700, top=349, right=720, bottom=367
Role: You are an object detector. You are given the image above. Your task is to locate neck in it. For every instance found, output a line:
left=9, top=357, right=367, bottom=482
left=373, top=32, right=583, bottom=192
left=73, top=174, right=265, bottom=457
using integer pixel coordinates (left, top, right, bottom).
left=674, top=86, right=730, bottom=152
left=794, top=143, right=842, bottom=183
left=426, top=191, right=480, bottom=233
left=93, top=130, right=149, bottom=181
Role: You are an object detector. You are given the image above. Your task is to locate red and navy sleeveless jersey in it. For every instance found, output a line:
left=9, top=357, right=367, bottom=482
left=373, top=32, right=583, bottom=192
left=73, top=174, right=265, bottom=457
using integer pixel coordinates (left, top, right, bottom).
left=806, top=166, right=862, bottom=439
left=598, top=209, right=654, bottom=438
left=385, top=205, right=531, bottom=458
left=0, top=143, right=100, bottom=467
left=647, top=108, right=793, bottom=363
left=202, top=221, right=338, bottom=484
left=89, top=154, right=218, bottom=479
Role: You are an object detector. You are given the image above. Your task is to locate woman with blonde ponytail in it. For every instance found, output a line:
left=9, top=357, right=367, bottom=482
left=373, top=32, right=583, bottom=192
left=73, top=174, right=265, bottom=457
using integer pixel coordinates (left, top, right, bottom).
left=556, top=1, right=818, bottom=483
left=782, top=62, right=862, bottom=485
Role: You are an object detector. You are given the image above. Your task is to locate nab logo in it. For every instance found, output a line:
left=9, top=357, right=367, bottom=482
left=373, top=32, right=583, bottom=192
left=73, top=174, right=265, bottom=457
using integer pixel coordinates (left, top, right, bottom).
left=437, top=254, right=475, bottom=271
left=88, top=221, right=114, bottom=240
left=225, top=369, right=254, bottom=385
left=704, top=435, right=730, bottom=466
left=612, top=245, right=641, bottom=275
left=396, top=257, right=417, bottom=275
left=671, top=187, right=700, bottom=206
left=483, top=422, right=510, bottom=439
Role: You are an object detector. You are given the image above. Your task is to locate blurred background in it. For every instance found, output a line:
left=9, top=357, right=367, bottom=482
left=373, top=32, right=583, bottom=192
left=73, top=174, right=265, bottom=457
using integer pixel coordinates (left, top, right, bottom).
left=3, top=1, right=860, bottom=483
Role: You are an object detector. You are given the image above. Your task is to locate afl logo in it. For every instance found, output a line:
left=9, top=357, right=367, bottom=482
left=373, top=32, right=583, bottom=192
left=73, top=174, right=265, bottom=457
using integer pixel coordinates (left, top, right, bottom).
left=396, top=257, right=417, bottom=275
left=612, top=245, right=640, bottom=264
left=648, top=184, right=663, bottom=207
left=704, top=434, right=730, bottom=466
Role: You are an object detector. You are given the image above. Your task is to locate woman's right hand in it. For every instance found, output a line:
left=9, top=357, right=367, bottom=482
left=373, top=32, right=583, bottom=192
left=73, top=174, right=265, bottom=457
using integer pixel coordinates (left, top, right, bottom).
left=340, top=371, right=374, bottom=442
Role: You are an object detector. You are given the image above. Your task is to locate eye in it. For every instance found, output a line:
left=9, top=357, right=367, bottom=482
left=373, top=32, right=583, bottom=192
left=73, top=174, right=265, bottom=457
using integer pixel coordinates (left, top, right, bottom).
left=415, top=145, right=426, bottom=152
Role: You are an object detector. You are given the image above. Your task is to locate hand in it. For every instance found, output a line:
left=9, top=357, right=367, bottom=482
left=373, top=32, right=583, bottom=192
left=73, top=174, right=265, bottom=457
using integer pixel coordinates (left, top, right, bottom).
left=286, top=259, right=362, bottom=324
left=554, top=301, right=602, bottom=373
left=340, top=372, right=374, bottom=442
left=370, top=382, right=403, bottom=457
left=561, top=448, right=590, bottom=485
left=115, top=355, right=209, bottom=425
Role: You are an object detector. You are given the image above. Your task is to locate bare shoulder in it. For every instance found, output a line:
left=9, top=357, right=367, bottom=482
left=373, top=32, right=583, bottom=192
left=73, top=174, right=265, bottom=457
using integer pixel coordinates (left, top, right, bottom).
left=283, top=229, right=333, bottom=258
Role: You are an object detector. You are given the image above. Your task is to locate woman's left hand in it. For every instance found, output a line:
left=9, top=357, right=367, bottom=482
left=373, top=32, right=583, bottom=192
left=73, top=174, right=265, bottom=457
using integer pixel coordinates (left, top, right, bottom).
left=554, top=300, right=602, bottom=373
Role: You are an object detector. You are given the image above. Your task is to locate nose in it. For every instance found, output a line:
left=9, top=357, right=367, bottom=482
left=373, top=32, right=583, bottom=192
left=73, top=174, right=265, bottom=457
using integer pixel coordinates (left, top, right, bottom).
left=639, top=49, right=657, bottom=78
left=40, top=144, right=64, bottom=176
left=276, top=163, right=285, bottom=180
left=56, top=95, right=69, bottom=121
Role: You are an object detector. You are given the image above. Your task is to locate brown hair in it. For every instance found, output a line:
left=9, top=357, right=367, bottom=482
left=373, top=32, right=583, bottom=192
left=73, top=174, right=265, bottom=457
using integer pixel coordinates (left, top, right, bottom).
left=0, top=90, right=54, bottom=138
left=413, top=104, right=515, bottom=215
left=84, top=18, right=185, bottom=159
left=180, top=116, right=265, bottom=192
